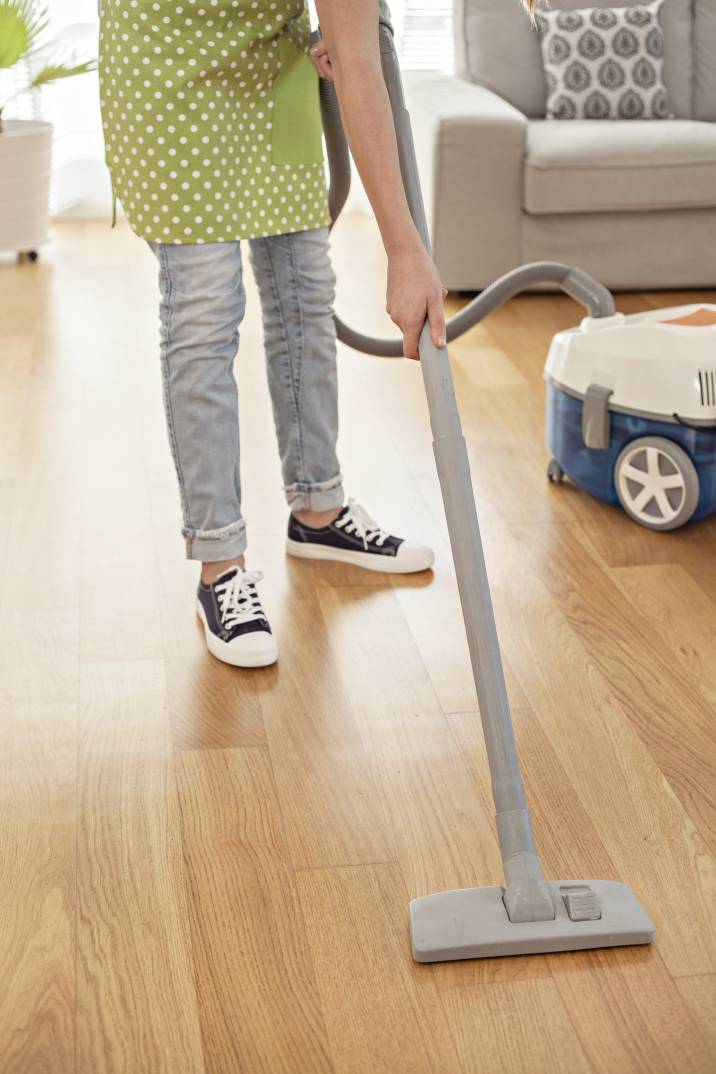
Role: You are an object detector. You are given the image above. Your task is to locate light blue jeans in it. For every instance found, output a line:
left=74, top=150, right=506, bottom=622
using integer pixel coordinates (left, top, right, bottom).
left=149, top=228, right=344, bottom=561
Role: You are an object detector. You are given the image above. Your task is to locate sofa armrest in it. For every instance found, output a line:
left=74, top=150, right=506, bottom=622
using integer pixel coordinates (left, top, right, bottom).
left=404, top=72, right=528, bottom=290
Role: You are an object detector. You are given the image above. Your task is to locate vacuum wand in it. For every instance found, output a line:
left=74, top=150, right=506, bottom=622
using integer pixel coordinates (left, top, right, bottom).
left=375, top=13, right=554, bottom=926
left=316, top=8, right=654, bottom=961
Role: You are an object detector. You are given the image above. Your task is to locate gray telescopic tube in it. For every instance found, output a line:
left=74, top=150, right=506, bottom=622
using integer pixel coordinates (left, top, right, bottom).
left=316, top=32, right=616, bottom=357
left=317, top=11, right=570, bottom=923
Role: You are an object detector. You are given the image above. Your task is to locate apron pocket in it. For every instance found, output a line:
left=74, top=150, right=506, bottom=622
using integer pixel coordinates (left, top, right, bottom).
left=272, top=37, right=324, bottom=166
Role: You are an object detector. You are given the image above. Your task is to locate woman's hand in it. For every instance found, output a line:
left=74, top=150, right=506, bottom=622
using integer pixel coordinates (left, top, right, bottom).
left=309, top=38, right=334, bottom=81
left=387, top=243, right=447, bottom=359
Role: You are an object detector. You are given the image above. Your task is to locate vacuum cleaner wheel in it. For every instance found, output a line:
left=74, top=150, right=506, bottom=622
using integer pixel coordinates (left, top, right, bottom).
left=547, top=458, right=565, bottom=484
left=615, top=436, right=699, bottom=531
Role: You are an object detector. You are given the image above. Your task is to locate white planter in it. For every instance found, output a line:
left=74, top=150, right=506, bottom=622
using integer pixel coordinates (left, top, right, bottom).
left=0, top=119, right=53, bottom=253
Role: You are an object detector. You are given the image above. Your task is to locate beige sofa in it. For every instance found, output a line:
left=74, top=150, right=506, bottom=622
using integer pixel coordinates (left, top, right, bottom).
left=405, top=0, right=716, bottom=291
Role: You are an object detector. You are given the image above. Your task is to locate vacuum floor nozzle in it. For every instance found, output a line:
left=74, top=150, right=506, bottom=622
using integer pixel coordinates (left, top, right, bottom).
left=410, top=881, right=655, bottom=962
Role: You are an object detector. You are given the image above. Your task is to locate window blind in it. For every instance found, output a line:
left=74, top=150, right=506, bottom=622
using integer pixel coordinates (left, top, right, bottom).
left=396, top=0, right=454, bottom=73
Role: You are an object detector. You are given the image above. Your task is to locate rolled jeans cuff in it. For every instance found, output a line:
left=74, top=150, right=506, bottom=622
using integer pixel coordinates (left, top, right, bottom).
left=184, top=518, right=247, bottom=562
left=285, top=474, right=344, bottom=512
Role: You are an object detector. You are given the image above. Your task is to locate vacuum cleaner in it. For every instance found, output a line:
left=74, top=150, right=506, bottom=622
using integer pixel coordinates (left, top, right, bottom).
left=545, top=305, right=716, bottom=531
left=314, top=5, right=656, bottom=962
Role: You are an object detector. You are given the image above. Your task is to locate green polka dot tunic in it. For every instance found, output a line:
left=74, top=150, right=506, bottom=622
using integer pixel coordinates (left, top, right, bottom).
left=99, top=0, right=330, bottom=244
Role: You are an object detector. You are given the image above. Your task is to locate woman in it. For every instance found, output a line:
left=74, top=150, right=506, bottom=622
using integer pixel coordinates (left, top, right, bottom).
left=99, top=0, right=450, bottom=669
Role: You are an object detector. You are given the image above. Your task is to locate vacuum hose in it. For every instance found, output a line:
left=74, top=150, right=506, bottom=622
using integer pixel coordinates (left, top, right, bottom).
left=316, top=21, right=616, bottom=358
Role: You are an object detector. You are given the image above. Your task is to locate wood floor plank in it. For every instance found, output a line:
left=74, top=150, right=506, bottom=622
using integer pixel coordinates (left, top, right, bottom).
left=327, top=362, right=446, bottom=560
left=0, top=609, right=78, bottom=1074
left=177, top=746, right=334, bottom=1074
left=674, top=975, right=716, bottom=1061
left=297, top=863, right=464, bottom=1074
left=80, top=333, right=163, bottom=663
left=482, top=291, right=654, bottom=373
left=467, top=447, right=594, bottom=527
left=0, top=480, right=14, bottom=579
left=550, top=947, right=713, bottom=1074
left=0, top=335, right=33, bottom=483
left=255, top=546, right=392, bottom=871
left=575, top=500, right=713, bottom=569
left=461, top=385, right=548, bottom=467
left=440, top=978, right=592, bottom=1074
left=481, top=522, right=716, bottom=979
left=314, top=585, right=557, bottom=988
left=450, top=321, right=528, bottom=392
left=512, top=522, right=716, bottom=856
left=641, top=290, right=716, bottom=312
left=448, top=708, right=617, bottom=884
left=679, top=551, right=716, bottom=612
left=397, top=357, right=600, bottom=544
left=609, top=563, right=716, bottom=703
left=476, top=293, right=578, bottom=388
left=392, top=562, right=532, bottom=716
left=0, top=358, right=82, bottom=610
left=77, top=660, right=206, bottom=1074
left=315, top=584, right=504, bottom=899
left=0, top=253, right=53, bottom=339
left=448, top=713, right=714, bottom=1072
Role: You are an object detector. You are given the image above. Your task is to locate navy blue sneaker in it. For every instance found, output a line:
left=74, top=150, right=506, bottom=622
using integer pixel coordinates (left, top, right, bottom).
left=286, top=499, right=434, bottom=573
left=196, top=566, right=277, bottom=667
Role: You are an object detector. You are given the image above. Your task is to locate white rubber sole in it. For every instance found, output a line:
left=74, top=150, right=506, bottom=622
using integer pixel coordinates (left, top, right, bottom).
left=196, top=601, right=278, bottom=668
left=286, top=537, right=434, bottom=574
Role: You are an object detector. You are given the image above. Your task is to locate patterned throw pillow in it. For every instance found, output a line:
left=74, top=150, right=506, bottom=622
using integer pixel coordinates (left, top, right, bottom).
left=536, top=0, right=672, bottom=120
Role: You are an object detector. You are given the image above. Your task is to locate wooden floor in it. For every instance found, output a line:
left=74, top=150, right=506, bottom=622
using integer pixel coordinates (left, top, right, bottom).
left=1, top=219, right=715, bottom=1074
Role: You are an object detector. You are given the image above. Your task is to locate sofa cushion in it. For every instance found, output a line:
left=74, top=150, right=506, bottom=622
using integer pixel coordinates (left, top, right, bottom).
left=454, top=0, right=693, bottom=119
left=524, top=119, right=716, bottom=213
left=695, top=0, right=716, bottom=121
left=536, top=0, right=672, bottom=121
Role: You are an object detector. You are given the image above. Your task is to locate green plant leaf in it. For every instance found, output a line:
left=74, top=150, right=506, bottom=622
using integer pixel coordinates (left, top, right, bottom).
left=30, top=57, right=96, bottom=88
left=0, top=1, right=49, bottom=68
left=0, top=8, right=29, bottom=66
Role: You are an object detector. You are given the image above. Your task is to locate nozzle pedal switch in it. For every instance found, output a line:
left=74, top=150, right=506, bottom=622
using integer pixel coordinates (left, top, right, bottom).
left=561, top=885, right=601, bottom=921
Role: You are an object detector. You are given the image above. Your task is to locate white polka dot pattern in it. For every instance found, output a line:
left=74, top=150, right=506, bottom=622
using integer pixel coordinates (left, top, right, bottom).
left=99, top=0, right=330, bottom=243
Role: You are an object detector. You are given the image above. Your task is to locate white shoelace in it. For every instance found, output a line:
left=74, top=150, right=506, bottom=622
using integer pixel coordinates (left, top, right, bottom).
left=335, top=499, right=389, bottom=550
left=214, top=570, right=265, bottom=630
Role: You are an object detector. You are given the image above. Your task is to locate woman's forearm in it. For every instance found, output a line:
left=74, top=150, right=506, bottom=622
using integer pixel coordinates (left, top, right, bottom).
left=313, top=0, right=446, bottom=358
left=314, top=1, right=421, bottom=255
